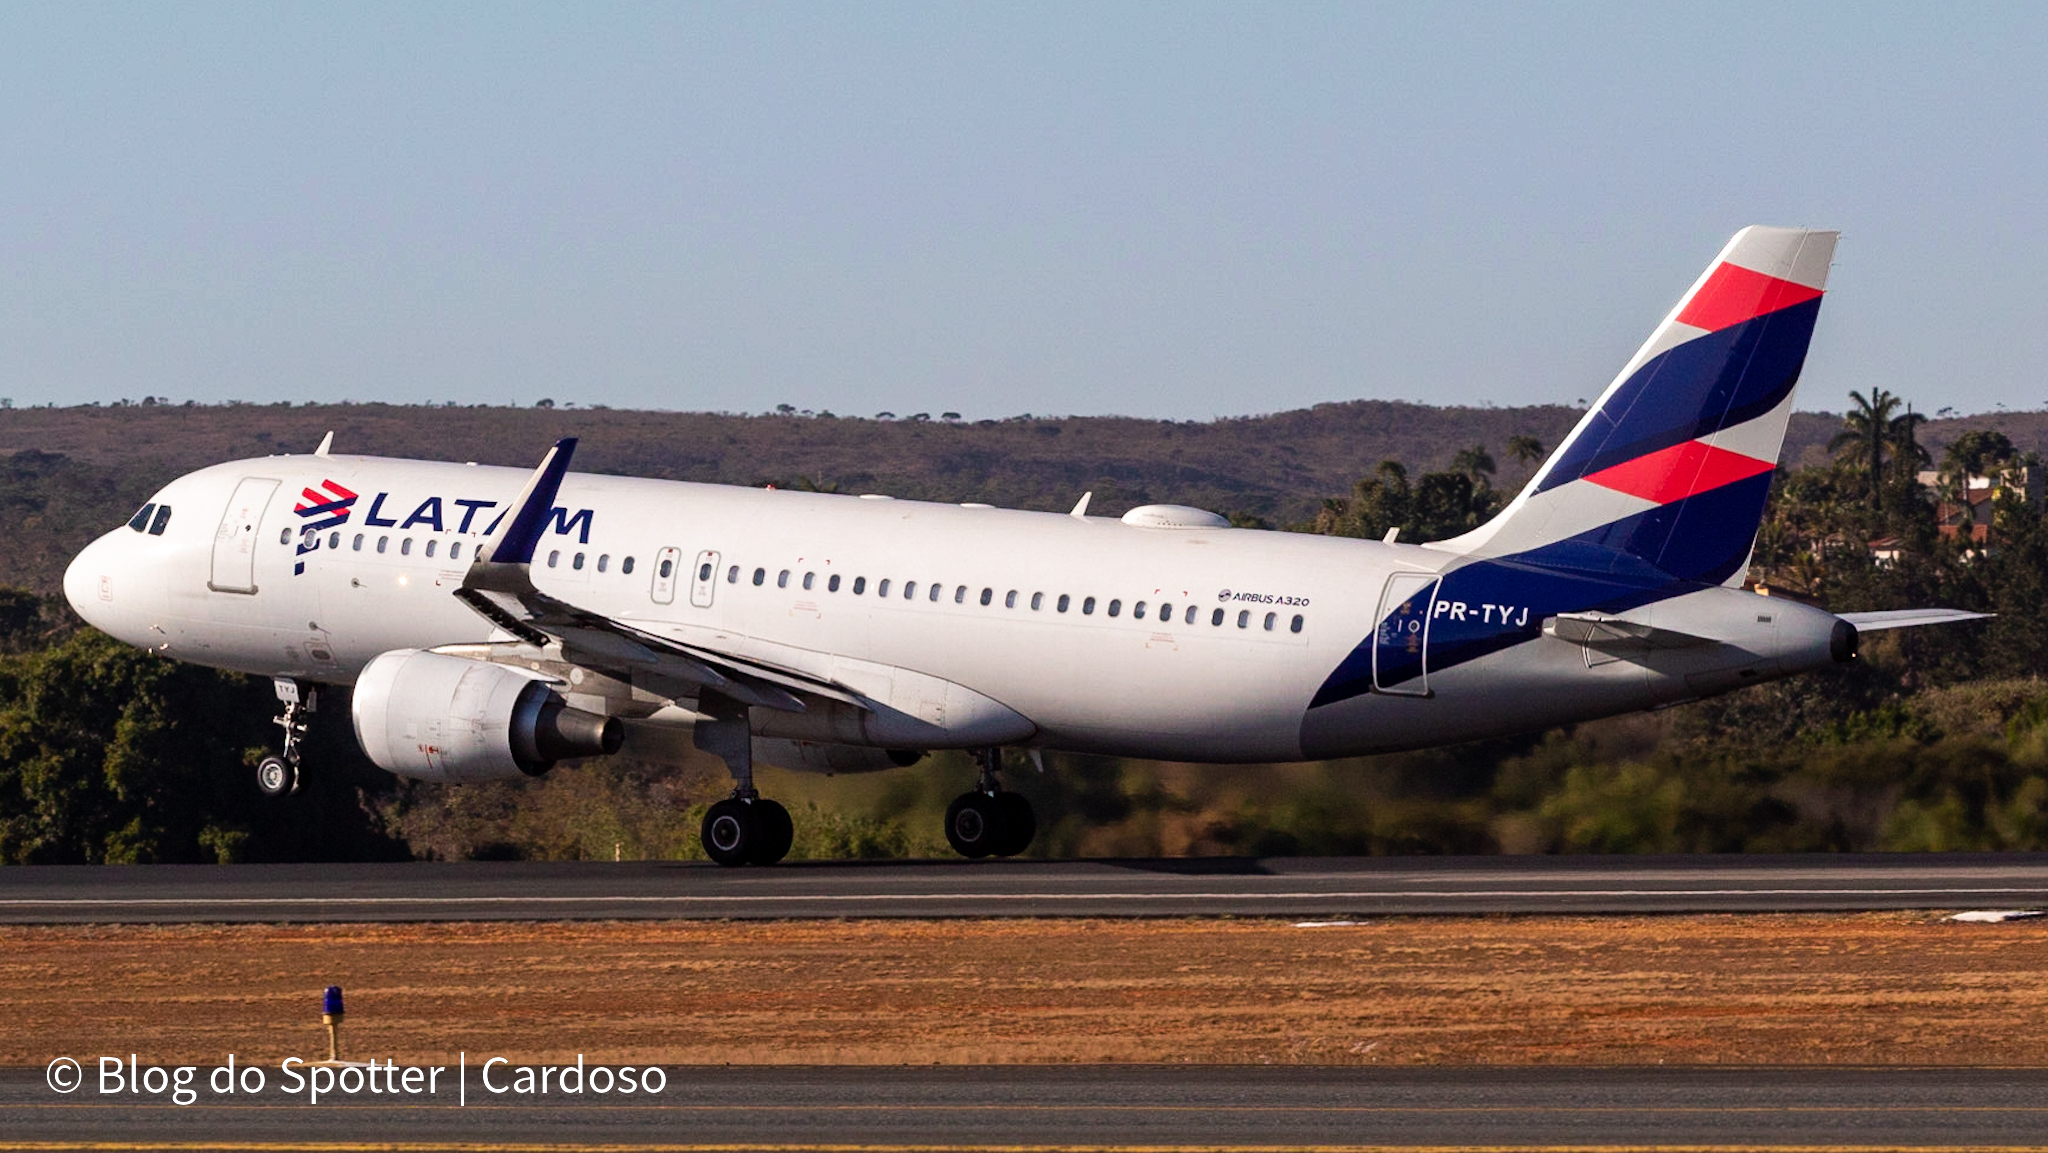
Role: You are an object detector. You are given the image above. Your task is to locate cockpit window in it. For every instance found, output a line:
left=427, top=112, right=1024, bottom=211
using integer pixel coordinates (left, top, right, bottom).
left=128, top=503, right=156, bottom=532
left=148, top=506, right=172, bottom=536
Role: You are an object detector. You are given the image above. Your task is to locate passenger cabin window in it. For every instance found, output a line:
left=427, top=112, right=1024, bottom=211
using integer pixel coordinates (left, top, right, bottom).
left=620, top=555, right=632, bottom=573
left=1134, top=601, right=1147, bottom=620
left=877, top=578, right=890, bottom=597
left=451, top=542, right=464, bottom=561
left=727, top=565, right=739, bottom=583
left=902, top=580, right=915, bottom=599
left=593, top=552, right=604, bottom=571
left=377, top=536, right=389, bottom=554
left=1263, top=612, right=1276, bottom=631
left=1080, top=596, right=1093, bottom=615
left=426, top=540, right=439, bottom=558
left=777, top=570, right=789, bottom=588
left=149, top=506, right=172, bottom=536
left=1107, top=599, right=1120, bottom=617
left=329, top=532, right=340, bottom=549
left=1291, top=614, right=1304, bottom=633
left=1005, top=590, right=1018, bottom=608
left=753, top=567, right=765, bottom=586
left=547, top=549, right=559, bottom=567
left=803, top=571, right=815, bottom=590
left=954, top=586, right=966, bottom=603
left=128, top=504, right=155, bottom=532
left=1185, top=606, right=1197, bottom=625
left=697, top=562, right=711, bottom=582
left=400, top=538, right=412, bottom=556
left=573, top=552, right=585, bottom=570
left=1030, top=592, right=1043, bottom=610
left=853, top=576, right=866, bottom=595
left=829, top=574, right=842, bottom=592
left=1236, top=610, right=1249, bottom=628
left=980, top=588, right=992, bottom=606
left=660, top=558, right=675, bottom=579
left=930, top=583, right=942, bottom=602
left=279, top=527, right=292, bottom=545
left=1158, top=602, right=1171, bottom=621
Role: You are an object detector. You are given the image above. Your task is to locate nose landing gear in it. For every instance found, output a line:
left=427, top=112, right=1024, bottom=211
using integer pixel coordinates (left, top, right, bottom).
left=256, top=677, right=314, bottom=797
left=945, top=747, right=1036, bottom=859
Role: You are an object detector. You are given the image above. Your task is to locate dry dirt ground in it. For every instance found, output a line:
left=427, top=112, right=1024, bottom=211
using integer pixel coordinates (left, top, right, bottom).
left=5, top=914, right=2046, bottom=1068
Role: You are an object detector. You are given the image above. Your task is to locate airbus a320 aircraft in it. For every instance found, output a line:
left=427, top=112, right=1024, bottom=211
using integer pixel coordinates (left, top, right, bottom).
left=63, top=227, right=1982, bottom=864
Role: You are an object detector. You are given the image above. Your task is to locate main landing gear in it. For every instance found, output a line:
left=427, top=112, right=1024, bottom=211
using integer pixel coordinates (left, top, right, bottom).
left=256, top=677, right=314, bottom=797
left=692, top=691, right=793, bottom=866
left=945, top=747, right=1036, bottom=859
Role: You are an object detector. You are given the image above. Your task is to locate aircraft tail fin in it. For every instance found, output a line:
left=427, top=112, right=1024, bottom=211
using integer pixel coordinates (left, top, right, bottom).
left=1438, top=226, right=1837, bottom=587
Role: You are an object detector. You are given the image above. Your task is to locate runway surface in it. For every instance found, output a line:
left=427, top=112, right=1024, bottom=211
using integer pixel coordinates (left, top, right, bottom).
left=4, top=853, right=2048, bottom=923
left=8, top=1064, right=2048, bottom=1150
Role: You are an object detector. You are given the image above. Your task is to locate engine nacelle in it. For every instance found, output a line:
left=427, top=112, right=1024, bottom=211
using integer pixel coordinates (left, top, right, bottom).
left=352, top=649, right=623, bottom=783
left=753, top=737, right=925, bottom=775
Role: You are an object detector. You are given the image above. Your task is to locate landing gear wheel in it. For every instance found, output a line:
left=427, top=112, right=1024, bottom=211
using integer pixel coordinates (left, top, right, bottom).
left=945, top=791, right=1004, bottom=859
left=751, top=799, right=794, bottom=866
left=255, top=755, right=298, bottom=797
left=992, top=791, right=1036, bottom=857
left=701, top=798, right=761, bottom=867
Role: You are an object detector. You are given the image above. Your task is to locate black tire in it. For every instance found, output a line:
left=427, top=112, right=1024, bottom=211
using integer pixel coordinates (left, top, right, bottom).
left=945, top=791, right=1004, bottom=859
left=701, top=798, right=760, bottom=867
left=992, top=791, right=1036, bottom=857
left=751, top=798, right=794, bottom=866
left=256, top=755, right=296, bottom=798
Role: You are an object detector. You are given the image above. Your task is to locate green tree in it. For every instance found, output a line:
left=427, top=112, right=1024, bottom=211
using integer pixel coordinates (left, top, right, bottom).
left=0, top=626, right=406, bottom=864
left=1942, top=429, right=2017, bottom=485
left=1829, top=388, right=1904, bottom=510
left=1450, top=444, right=1497, bottom=490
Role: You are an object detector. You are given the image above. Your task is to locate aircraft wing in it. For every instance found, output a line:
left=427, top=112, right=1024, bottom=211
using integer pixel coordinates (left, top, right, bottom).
left=451, top=439, right=866, bottom=715
left=1838, top=608, right=1993, bottom=631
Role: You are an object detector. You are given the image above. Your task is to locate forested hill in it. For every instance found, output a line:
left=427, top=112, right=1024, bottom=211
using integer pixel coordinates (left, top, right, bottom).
left=0, top=399, right=2039, bottom=598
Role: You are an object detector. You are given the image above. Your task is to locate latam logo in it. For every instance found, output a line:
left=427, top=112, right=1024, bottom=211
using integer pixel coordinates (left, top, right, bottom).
left=294, top=479, right=359, bottom=530
left=292, top=480, right=595, bottom=576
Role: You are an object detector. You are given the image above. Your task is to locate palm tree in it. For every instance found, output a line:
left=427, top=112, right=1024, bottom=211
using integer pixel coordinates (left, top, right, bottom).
left=1828, top=388, right=1903, bottom=510
left=1450, top=445, right=1497, bottom=489
left=1505, top=434, right=1546, bottom=468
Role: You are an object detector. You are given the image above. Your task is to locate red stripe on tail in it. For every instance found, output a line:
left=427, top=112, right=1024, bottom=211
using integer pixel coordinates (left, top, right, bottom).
left=1583, top=440, right=1774, bottom=505
left=1676, top=262, right=1822, bottom=333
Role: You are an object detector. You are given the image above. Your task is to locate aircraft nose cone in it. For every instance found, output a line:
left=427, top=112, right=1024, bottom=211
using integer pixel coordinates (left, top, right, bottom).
left=62, top=535, right=114, bottom=631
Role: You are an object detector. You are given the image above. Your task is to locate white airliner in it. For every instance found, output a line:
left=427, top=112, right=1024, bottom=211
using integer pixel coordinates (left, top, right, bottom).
left=62, top=227, right=1981, bottom=864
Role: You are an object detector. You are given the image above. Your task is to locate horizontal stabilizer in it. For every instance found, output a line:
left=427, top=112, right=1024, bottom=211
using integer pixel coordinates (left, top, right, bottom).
left=1839, top=608, right=1992, bottom=631
left=1545, top=612, right=1712, bottom=650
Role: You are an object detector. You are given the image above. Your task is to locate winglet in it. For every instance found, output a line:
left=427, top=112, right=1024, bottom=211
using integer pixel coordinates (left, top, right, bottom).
left=481, top=438, right=576, bottom=566
left=314, top=431, right=334, bottom=457
left=1069, top=492, right=1092, bottom=518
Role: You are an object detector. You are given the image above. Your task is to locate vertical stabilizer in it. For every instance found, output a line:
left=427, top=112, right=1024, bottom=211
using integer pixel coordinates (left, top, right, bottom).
left=1438, top=226, right=1837, bottom=587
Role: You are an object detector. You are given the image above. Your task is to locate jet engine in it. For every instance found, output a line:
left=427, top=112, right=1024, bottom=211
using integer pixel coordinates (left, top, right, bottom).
left=352, top=649, right=623, bottom=783
left=753, top=737, right=925, bottom=774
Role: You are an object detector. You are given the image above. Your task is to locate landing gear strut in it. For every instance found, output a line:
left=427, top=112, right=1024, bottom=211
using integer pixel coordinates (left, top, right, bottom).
left=693, top=691, right=793, bottom=866
left=256, top=677, right=314, bottom=797
left=945, top=747, right=1036, bottom=859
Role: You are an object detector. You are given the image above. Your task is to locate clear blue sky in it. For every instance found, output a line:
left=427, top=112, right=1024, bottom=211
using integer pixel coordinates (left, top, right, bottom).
left=2, top=3, right=2042, bottom=420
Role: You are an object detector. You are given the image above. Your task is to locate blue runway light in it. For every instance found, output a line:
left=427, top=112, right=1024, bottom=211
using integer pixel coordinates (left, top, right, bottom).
left=324, top=986, right=344, bottom=1016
